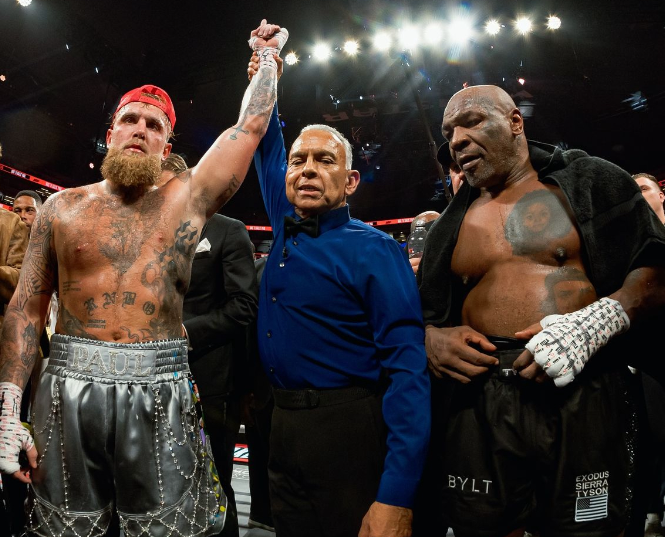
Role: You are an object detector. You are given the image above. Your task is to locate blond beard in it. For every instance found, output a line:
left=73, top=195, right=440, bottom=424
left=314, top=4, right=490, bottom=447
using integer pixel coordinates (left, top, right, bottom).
left=100, top=146, right=162, bottom=189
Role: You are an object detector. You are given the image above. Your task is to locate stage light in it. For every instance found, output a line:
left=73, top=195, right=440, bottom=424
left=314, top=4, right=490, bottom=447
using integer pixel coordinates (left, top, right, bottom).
left=449, top=17, right=474, bottom=45
left=424, top=22, right=445, bottom=45
left=0, top=75, right=6, bottom=82
left=398, top=25, right=420, bottom=51
left=65, top=44, right=70, bottom=51
left=485, top=19, right=501, bottom=36
left=343, top=40, right=359, bottom=56
left=312, top=43, right=332, bottom=62
left=518, top=78, right=525, bottom=85
left=284, top=52, right=298, bottom=65
left=89, top=162, right=95, bottom=169
left=17, top=0, right=32, bottom=6
left=515, top=17, right=533, bottom=35
left=373, top=31, right=392, bottom=52
left=547, top=16, right=562, bottom=30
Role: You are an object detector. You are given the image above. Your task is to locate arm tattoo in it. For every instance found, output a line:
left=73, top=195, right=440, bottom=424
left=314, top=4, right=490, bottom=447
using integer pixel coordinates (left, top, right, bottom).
left=0, top=196, right=59, bottom=386
left=14, top=196, right=58, bottom=309
left=218, top=174, right=241, bottom=208
left=20, top=322, right=39, bottom=367
left=176, top=169, right=192, bottom=184
left=231, top=67, right=277, bottom=141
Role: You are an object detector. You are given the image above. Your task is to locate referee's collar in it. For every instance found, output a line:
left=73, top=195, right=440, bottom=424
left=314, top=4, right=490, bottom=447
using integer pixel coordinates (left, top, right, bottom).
left=288, top=204, right=350, bottom=236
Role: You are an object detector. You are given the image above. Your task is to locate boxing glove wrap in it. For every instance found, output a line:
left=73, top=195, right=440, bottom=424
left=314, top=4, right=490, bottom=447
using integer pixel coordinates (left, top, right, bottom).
left=525, top=297, right=630, bottom=387
left=0, top=382, right=34, bottom=474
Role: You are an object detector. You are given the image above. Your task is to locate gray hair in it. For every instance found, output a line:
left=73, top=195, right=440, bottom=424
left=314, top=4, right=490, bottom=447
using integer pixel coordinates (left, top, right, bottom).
left=300, top=124, right=354, bottom=169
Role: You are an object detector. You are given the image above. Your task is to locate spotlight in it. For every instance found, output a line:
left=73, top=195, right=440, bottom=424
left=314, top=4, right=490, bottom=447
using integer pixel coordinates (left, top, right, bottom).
left=89, top=162, right=95, bottom=169
left=343, top=40, right=359, bottom=56
left=485, top=19, right=501, bottom=36
left=373, top=31, right=392, bottom=52
left=0, top=75, right=6, bottom=82
left=398, top=26, right=420, bottom=51
left=284, top=52, right=299, bottom=65
left=449, top=17, right=474, bottom=45
left=424, top=22, right=445, bottom=45
left=518, top=78, right=525, bottom=85
left=515, top=17, right=533, bottom=35
left=17, top=0, right=32, bottom=6
left=312, top=43, right=332, bottom=62
left=547, top=16, right=562, bottom=30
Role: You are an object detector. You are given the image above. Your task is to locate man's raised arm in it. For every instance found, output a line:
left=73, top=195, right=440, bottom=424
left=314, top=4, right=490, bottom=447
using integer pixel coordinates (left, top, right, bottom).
left=189, top=19, right=288, bottom=218
left=0, top=196, right=59, bottom=480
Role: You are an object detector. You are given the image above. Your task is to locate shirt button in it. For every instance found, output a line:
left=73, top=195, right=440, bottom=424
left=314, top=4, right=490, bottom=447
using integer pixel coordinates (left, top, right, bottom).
left=279, top=262, right=285, bottom=268
left=272, top=296, right=277, bottom=303
left=266, top=331, right=272, bottom=338
left=269, top=367, right=275, bottom=374
left=293, top=240, right=298, bottom=245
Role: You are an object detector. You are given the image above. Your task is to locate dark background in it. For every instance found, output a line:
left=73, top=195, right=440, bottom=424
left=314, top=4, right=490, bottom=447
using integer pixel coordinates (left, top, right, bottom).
left=1, top=0, right=664, bottom=226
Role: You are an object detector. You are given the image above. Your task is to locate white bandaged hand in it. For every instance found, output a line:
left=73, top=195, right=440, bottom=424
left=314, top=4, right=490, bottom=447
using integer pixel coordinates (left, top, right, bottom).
left=248, top=23, right=289, bottom=54
left=525, top=297, right=630, bottom=387
left=0, top=382, right=34, bottom=474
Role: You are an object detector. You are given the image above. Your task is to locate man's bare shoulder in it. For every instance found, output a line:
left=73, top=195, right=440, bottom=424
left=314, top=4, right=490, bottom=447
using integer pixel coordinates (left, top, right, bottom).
left=46, top=183, right=103, bottom=211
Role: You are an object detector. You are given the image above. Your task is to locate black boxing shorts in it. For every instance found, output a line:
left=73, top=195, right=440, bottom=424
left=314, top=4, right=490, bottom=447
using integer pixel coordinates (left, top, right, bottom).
left=438, top=337, right=636, bottom=537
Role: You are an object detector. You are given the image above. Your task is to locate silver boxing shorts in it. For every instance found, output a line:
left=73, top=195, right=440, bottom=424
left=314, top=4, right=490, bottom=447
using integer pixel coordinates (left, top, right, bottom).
left=25, top=334, right=226, bottom=537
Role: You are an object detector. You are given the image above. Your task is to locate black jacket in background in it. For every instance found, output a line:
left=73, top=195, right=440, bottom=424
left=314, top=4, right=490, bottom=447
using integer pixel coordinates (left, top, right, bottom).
left=183, top=214, right=258, bottom=398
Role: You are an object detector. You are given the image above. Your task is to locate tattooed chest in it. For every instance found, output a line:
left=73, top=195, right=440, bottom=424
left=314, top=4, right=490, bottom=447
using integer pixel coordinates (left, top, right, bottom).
left=57, top=220, right=199, bottom=342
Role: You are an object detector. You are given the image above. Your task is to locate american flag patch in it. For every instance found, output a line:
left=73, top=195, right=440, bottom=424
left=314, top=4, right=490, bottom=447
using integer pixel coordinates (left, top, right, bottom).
left=575, top=495, right=608, bottom=522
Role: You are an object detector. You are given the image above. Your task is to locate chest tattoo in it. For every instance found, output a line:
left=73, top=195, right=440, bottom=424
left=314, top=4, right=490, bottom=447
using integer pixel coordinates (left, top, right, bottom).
left=504, top=190, right=572, bottom=256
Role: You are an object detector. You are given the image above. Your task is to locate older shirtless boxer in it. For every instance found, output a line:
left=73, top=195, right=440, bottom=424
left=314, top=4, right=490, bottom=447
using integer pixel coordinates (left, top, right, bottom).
left=0, top=20, right=287, bottom=537
left=418, top=85, right=665, bottom=537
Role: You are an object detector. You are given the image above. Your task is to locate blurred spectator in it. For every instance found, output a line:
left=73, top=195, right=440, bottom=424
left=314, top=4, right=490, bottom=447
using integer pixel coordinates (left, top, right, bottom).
left=12, top=191, right=42, bottom=230
left=633, top=173, right=665, bottom=224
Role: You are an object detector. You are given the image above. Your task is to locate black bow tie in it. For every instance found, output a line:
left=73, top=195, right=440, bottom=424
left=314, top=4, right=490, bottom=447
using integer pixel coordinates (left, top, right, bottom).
left=284, top=215, right=319, bottom=239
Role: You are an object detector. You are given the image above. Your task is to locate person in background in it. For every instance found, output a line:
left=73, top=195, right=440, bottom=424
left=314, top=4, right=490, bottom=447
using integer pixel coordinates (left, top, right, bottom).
left=633, top=173, right=665, bottom=224
left=409, top=211, right=440, bottom=275
left=12, top=191, right=42, bottom=231
left=631, top=172, right=665, bottom=537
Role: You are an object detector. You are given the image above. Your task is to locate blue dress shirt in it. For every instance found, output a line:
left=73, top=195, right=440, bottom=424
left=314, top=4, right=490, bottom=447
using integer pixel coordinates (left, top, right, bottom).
left=253, top=106, right=431, bottom=508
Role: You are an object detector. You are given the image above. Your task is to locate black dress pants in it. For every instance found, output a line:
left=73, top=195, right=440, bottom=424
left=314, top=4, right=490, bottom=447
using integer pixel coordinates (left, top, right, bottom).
left=269, top=390, right=385, bottom=537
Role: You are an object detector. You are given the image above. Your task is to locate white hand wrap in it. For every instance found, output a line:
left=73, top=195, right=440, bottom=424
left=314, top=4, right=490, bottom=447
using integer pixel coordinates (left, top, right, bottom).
left=0, top=382, right=34, bottom=474
left=525, top=297, right=630, bottom=387
left=248, top=27, right=289, bottom=54
left=256, top=47, right=280, bottom=72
